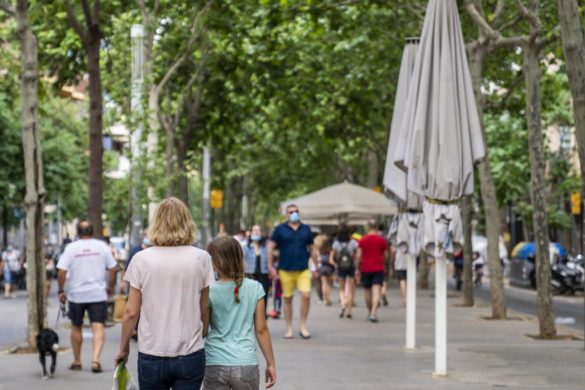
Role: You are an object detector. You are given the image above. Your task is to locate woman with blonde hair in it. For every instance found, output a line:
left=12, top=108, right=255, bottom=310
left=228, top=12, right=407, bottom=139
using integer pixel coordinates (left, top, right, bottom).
left=314, top=234, right=334, bottom=306
left=115, top=197, right=215, bottom=389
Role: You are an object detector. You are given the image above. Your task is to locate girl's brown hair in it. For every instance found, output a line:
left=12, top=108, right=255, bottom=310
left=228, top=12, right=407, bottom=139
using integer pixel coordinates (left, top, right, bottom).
left=207, top=237, right=245, bottom=303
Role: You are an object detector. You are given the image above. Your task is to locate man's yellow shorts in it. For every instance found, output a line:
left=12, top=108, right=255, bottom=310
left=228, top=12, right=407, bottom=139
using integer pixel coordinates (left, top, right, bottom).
left=279, top=269, right=311, bottom=298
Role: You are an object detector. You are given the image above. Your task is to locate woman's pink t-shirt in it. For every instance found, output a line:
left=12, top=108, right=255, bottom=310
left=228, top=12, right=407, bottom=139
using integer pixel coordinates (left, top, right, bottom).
left=124, top=246, right=214, bottom=357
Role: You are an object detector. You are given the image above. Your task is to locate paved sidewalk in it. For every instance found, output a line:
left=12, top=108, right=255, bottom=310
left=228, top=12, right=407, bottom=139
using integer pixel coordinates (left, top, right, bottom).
left=0, top=283, right=584, bottom=389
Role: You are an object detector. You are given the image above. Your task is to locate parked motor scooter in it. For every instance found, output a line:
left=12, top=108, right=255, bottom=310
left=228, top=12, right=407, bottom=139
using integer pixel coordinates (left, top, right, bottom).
left=550, top=256, right=583, bottom=295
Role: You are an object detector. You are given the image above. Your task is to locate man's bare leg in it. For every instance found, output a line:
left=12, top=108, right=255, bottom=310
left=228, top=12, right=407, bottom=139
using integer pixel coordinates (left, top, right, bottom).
left=371, top=284, right=382, bottom=318
left=91, top=323, right=105, bottom=365
left=400, top=280, right=407, bottom=305
left=284, top=297, right=293, bottom=338
left=70, top=326, right=82, bottom=365
left=299, top=292, right=311, bottom=337
left=364, top=288, right=372, bottom=313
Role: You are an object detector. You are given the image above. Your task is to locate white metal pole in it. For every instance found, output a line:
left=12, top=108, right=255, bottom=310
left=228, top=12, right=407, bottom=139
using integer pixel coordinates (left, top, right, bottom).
left=201, top=145, right=211, bottom=247
left=130, top=24, right=145, bottom=247
left=406, top=252, right=417, bottom=350
left=434, top=253, right=447, bottom=376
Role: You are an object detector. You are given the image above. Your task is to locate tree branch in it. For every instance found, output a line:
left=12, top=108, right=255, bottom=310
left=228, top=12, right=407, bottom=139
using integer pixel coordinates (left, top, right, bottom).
left=0, top=0, right=15, bottom=16
left=515, top=0, right=542, bottom=34
left=491, top=0, right=506, bottom=28
left=485, top=72, right=524, bottom=110
left=466, top=0, right=526, bottom=49
left=155, top=1, right=212, bottom=93
left=79, top=0, right=93, bottom=29
left=466, top=1, right=501, bottom=41
left=65, top=0, right=88, bottom=42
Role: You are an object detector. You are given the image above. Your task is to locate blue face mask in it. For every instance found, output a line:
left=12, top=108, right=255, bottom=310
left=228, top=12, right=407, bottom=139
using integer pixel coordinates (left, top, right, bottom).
left=251, top=234, right=262, bottom=241
left=143, top=238, right=151, bottom=247
left=289, top=212, right=300, bottom=223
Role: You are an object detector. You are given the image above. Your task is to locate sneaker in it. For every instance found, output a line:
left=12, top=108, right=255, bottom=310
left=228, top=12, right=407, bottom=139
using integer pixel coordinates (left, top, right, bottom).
left=382, top=295, right=388, bottom=307
left=339, top=307, right=346, bottom=319
left=368, top=315, right=379, bottom=323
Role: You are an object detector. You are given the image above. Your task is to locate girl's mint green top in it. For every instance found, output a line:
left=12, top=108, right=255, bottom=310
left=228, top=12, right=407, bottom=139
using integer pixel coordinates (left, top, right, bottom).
left=205, top=278, right=265, bottom=366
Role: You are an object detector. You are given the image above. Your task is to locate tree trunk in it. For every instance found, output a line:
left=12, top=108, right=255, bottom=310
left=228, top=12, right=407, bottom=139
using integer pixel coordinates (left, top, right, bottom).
left=15, top=0, right=46, bottom=348
left=2, top=205, right=8, bottom=248
left=367, top=150, right=378, bottom=189
left=164, top=116, right=175, bottom=198
left=523, top=44, right=556, bottom=338
left=86, top=37, right=104, bottom=238
left=175, top=135, right=190, bottom=206
left=461, top=195, right=474, bottom=306
left=418, top=251, right=429, bottom=290
left=557, top=0, right=585, bottom=199
left=469, top=42, right=507, bottom=319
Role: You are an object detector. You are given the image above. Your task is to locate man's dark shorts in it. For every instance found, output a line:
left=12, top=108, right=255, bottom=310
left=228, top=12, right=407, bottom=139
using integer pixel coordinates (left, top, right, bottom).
left=68, top=301, right=107, bottom=327
left=395, top=270, right=407, bottom=281
left=361, top=271, right=385, bottom=288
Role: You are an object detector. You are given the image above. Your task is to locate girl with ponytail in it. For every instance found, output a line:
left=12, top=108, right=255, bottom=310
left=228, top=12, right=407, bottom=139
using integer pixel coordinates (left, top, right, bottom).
left=205, top=237, right=277, bottom=389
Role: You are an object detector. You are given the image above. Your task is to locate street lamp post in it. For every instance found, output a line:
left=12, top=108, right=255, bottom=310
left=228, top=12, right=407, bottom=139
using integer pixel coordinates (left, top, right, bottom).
left=130, top=24, right=145, bottom=247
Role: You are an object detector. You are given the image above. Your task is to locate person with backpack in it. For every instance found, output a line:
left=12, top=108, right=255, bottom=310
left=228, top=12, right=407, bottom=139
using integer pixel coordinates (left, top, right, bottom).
left=330, top=225, right=358, bottom=319
left=204, top=236, right=277, bottom=389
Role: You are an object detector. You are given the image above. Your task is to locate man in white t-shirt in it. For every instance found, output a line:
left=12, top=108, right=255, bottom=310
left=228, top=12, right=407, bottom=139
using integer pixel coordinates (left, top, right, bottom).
left=57, top=220, right=117, bottom=373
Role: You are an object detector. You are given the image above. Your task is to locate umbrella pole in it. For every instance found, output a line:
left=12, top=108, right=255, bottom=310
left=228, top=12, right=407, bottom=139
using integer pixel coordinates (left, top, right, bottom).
left=434, top=254, right=447, bottom=376
left=406, top=252, right=417, bottom=350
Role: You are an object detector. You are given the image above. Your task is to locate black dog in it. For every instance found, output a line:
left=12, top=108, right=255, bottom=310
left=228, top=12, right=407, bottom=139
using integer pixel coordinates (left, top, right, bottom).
left=36, top=328, right=59, bottom=379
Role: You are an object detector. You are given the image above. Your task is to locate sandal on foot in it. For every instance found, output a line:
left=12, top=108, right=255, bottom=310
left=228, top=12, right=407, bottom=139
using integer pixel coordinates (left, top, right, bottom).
left=299, top=331, right=311, bottom=340
left=91, top=362, right=103, bottom=373
left=283, top=333, right=294, bottom=340
left=69, top=363, right=82, bottom=371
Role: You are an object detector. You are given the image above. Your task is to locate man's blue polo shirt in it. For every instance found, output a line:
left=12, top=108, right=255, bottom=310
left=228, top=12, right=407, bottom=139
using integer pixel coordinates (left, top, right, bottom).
left=270, top=222, right=313, bottom=271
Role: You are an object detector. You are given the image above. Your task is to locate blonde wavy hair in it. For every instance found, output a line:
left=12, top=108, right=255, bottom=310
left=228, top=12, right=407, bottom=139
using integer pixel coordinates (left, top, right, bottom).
left=149, top=197, right=196, bottom=246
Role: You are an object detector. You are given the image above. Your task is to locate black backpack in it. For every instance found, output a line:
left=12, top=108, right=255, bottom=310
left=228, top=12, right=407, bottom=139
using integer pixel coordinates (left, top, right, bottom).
left=336, top=243, right=354, bottom=272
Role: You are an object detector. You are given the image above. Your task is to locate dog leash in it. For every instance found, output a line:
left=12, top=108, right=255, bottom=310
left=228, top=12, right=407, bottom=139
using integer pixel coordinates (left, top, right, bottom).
left=55, top=301, right=68, bottom=329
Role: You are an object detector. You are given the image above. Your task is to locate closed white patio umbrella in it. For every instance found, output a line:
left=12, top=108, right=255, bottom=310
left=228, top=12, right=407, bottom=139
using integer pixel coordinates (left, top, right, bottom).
left=394, top=0, right=485, bottom=376
left=383, top=37, right=424, bottom=351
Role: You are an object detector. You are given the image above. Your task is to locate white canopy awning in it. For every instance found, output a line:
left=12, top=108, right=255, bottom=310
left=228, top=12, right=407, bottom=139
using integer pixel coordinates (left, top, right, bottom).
left=281, top=182, right=398, bottom=224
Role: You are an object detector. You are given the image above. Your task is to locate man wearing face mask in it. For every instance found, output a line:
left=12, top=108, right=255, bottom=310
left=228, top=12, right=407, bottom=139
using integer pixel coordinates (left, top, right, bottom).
left=268, top=205, right=316, bottom=339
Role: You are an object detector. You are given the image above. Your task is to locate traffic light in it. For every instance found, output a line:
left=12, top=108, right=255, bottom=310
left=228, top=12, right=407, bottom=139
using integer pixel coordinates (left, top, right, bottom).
left=571, top=191, right=581, bottom=215
left=210, top=189, right=223, bottom=209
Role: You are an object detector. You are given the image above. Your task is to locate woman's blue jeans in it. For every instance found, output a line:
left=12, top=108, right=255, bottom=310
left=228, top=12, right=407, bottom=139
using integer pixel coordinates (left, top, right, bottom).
left=138, top=349, right=205, bottom=389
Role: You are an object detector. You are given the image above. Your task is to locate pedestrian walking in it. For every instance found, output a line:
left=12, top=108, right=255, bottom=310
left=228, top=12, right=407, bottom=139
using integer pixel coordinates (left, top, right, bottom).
left=243, top=224, right=271, bottom=314
left=57, top=221, right=117, bottom=373
left=314, top=234, right=334, bottom=306
left=2, top=244, right=22, bottom=298
left=268, top=204, right=316, bottom=339
left=204, top=237, right=277, bottom=389
left=330, top=225, right=358, bottom=319
left=356, top=220, right=389, bottom=323
left=378, top=223, right=390, bottom=307
left=453, top=249, right=464, bottom=291
left=44, top=244, right=57, bottom=298
left=393, top=248, right=407, bottom=306
left=473, top=251, right=485, bottom=287
left=115, top=198, right=214, bottom=389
